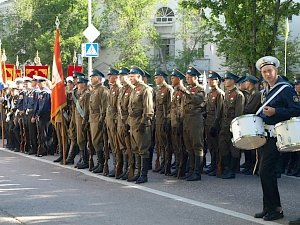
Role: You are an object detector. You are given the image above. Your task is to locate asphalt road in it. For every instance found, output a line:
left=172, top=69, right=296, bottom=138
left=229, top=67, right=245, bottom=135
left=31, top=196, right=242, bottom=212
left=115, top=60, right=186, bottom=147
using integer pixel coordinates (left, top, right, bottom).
left=0, top=148, right=299, bottom=225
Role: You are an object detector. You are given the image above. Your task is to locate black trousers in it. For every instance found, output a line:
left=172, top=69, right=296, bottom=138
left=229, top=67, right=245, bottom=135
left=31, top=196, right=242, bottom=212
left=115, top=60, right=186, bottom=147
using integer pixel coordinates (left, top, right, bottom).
left=259, top=137, right=282, bottom=213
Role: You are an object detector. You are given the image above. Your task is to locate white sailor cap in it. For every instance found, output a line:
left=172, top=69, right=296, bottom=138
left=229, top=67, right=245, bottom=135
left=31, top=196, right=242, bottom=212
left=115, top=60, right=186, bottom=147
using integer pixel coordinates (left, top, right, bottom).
left=14, top=77, right=24, bottom=84
left=7, top=81, right=17, bottom=89
left=23, top=76, right=33, bottom=82
left=66, top=76, right=74, bottom=83
left=256, top=56, right=280, bottom=71
left=33, top=75, right=47, bottom=82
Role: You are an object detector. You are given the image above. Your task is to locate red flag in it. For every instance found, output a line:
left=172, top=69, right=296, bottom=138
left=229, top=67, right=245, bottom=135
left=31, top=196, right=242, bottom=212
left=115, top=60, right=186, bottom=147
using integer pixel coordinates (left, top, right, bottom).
left=51, top=28, right=67, bottom=125
left=25, top=65, right=49, bottom=78
left=67, top=65, right=83, bottom=76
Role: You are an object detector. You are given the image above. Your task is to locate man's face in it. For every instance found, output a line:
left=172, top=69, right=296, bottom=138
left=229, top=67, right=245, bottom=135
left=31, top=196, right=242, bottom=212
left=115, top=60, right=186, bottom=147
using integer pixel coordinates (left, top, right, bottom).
left=171, top=76, right=180, bottom=86
left=31, top=80, right=37, bottom=88
left=295, top=83, right=300, bottom=92
left=120, top=75, right=130, bottom=85
left=66, top=82, right=74, bottom=91
left=24, top=82, right=31, bottom=90
left=261, top=65, right=278, bottom=85
left=129, top=74, right=140, bottom=85
left=154, top=75, right=164, bottom=86
left=16, top=82, right=23, bottom=90
left=207, top=78, right=218, bottom=88
left=224, top=79, right=235, bottom=88
left=77, top=83, right=86, bottom=91
left=186, top=74, right=197, bottom=85
left=91, top=76, right=100, bottom=85
left=108, top=75, right=119, bottom=85
left=239, top=82, right=248, bottom=91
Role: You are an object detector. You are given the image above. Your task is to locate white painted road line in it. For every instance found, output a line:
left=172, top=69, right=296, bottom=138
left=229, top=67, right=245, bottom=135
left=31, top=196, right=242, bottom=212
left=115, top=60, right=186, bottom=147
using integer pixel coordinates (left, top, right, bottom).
left=0, top=148, right=283, bottom=225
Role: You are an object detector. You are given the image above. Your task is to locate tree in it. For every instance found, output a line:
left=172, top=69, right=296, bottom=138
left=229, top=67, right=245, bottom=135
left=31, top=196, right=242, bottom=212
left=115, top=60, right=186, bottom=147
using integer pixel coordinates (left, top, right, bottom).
left=180, top=0, right=300, bottom=78
left=1, top=0, right=92, bottom=71
left=174, top=1, right=212, bottom=72
left=98, top=0, right=161, bottom=69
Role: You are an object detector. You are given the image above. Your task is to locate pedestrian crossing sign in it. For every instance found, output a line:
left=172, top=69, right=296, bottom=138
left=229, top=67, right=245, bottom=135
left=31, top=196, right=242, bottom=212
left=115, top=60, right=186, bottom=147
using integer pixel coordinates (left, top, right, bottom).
left=82, top=43, right=99, bottom=57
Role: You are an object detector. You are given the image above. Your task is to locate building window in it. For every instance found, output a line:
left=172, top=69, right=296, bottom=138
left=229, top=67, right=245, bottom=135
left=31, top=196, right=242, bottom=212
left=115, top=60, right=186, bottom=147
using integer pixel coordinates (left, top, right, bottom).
left=155, top=7, right=175, bottom=24
left=154, top=38, right=175, bottom=60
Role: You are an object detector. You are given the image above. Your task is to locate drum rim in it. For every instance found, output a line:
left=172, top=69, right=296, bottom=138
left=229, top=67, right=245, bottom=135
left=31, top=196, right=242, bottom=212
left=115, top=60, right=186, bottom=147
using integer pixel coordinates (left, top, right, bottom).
left=275, top=117, right=300, bottom=128
left=232, top=135, right=266, bottom=150
left=232, top=134, right=267, bottom=140
left=277, top=143, right=300, bottom=152
left=231, top=114, right=263, bottom=125
left=277, top=142, right=300, bottom=149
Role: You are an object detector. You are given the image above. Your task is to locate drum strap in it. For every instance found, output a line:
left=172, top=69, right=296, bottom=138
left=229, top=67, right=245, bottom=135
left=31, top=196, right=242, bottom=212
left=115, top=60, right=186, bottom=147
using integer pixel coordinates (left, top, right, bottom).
left=255, top=85, right=289, bottom=115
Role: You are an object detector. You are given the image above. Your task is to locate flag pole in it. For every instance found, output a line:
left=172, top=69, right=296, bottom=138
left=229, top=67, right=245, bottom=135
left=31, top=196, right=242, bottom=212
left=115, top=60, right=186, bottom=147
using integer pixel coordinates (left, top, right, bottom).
left=284, top=17, right=289, bottom=77
left=0, top=40, right=4, bottom=148
left=56, top=17, right=67, bottom=164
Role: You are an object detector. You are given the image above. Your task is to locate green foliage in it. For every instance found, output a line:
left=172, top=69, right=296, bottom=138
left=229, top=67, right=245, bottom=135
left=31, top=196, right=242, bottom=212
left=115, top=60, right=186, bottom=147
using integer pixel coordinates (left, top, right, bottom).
left=180, top=0, right=300, bottom=79
left=98, top=0, right=160, bottom=69
left=1, top=0, right=91, bottom=73
left=174, top=0, right=211, bottom=72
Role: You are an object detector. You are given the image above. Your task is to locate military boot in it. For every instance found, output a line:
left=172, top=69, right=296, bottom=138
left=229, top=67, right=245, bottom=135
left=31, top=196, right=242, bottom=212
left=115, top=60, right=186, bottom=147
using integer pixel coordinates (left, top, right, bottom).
left=177, top=151, right=187, bottom=178
left=124, top=154, right=135, bottom=180
left=108, top=153, right=116, bottom=177
left=93, top=150, right=104, bottom=173
left=136, top=157, right=149, bottom=184
left=153, top=147, right=164, bottom=172
left=77, top=149, right=89, bottom=169
left=182, top=152, right=194, bottom=180
left=164, top=147, right=172, bottom=176
left=115, top=152, right=123, bottom=178
left=186, top=155, right=202, bottom=181
left=66, top=142, right=76, bottom=165
left=127, top=154, right=141, bottom=182
left=148, top=146, right=154, bottom=170
left=222, top=156, right=237, bottom=179
left=89, top=155, right=94, bottom=171
left=75, top=149, right=84, bottom=168
left=159, top=148, right=166, bottom=174
left=117, top=153, right=128, bottom=179
left=53, top=148, right=63, bottom=163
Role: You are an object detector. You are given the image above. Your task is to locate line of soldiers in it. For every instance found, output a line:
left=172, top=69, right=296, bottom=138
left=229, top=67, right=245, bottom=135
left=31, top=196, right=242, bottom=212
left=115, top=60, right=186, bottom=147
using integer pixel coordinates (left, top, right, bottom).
left=1, top=66, right=300, bottom=185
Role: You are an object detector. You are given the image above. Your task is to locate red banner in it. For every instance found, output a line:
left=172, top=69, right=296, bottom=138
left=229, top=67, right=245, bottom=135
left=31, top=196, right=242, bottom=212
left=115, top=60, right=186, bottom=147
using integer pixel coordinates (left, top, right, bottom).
left=15, top=69, right=22, bottom=78
left=67, top=65, right=83, bottom=76
left=1, top=64, right=15, bottom=82
left=24, top=65, right=49, bottom=78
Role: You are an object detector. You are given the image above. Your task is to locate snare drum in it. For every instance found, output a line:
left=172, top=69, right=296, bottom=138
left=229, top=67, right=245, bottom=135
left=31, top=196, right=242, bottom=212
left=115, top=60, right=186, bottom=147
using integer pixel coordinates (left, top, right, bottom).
left=274, top=117, right=300, bottom=152
left=230, top=114, right=267, bottom=150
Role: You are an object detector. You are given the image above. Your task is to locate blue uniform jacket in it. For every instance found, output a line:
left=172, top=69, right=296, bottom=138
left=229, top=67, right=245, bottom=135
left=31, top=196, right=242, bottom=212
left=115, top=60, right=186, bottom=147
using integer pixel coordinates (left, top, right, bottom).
left=34, top=87, right=51, bottom=117
left=16, top=90, right=26, bottom=111
left=259, top=76, right=300, bottom=125
left=24, top=89, right=40, bottom=111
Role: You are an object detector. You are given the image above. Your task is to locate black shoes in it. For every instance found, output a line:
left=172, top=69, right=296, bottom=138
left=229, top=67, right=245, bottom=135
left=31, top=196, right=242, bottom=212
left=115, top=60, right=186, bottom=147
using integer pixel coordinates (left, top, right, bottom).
left=254, top=211, right=284, bottom=221
left=289, top=217, right=300, bottom=225
left=263, top=211, right=284, bottom=221
left=254, top=211, right=267, bottom=218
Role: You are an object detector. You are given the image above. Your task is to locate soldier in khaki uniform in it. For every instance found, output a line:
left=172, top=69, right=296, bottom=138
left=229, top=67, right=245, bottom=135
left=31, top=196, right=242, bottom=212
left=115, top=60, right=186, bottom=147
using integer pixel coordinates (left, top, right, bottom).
left=204, top=71, right=224, bottom=177
left=170, top=69, right=186, bottom=178
left=74, top=75, right=90, bottom=169
left=67, top=72, right=84, bottom=166
left=181, top=66, right=206, bottom=181
left=116, top=68, right=134, bottom=180
left=88, top=69, right=109, bottom=173
left=106, top=68, right=122, bottom=177
left=153, top=69, right=173, bottom=175
left=219, top=72, right=245, bottom=179
left=128, top=66, right=154, bottom=184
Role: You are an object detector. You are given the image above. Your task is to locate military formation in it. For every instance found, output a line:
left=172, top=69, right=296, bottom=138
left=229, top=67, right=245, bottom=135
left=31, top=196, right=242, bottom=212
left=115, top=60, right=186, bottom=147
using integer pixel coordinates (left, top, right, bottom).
left=1, top=64, right=300, bottom=188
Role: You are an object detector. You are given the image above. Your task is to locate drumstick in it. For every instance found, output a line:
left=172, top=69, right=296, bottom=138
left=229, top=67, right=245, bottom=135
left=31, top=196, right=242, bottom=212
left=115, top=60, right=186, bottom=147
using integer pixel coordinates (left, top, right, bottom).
left=253, top=149, right=259, bottom=175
